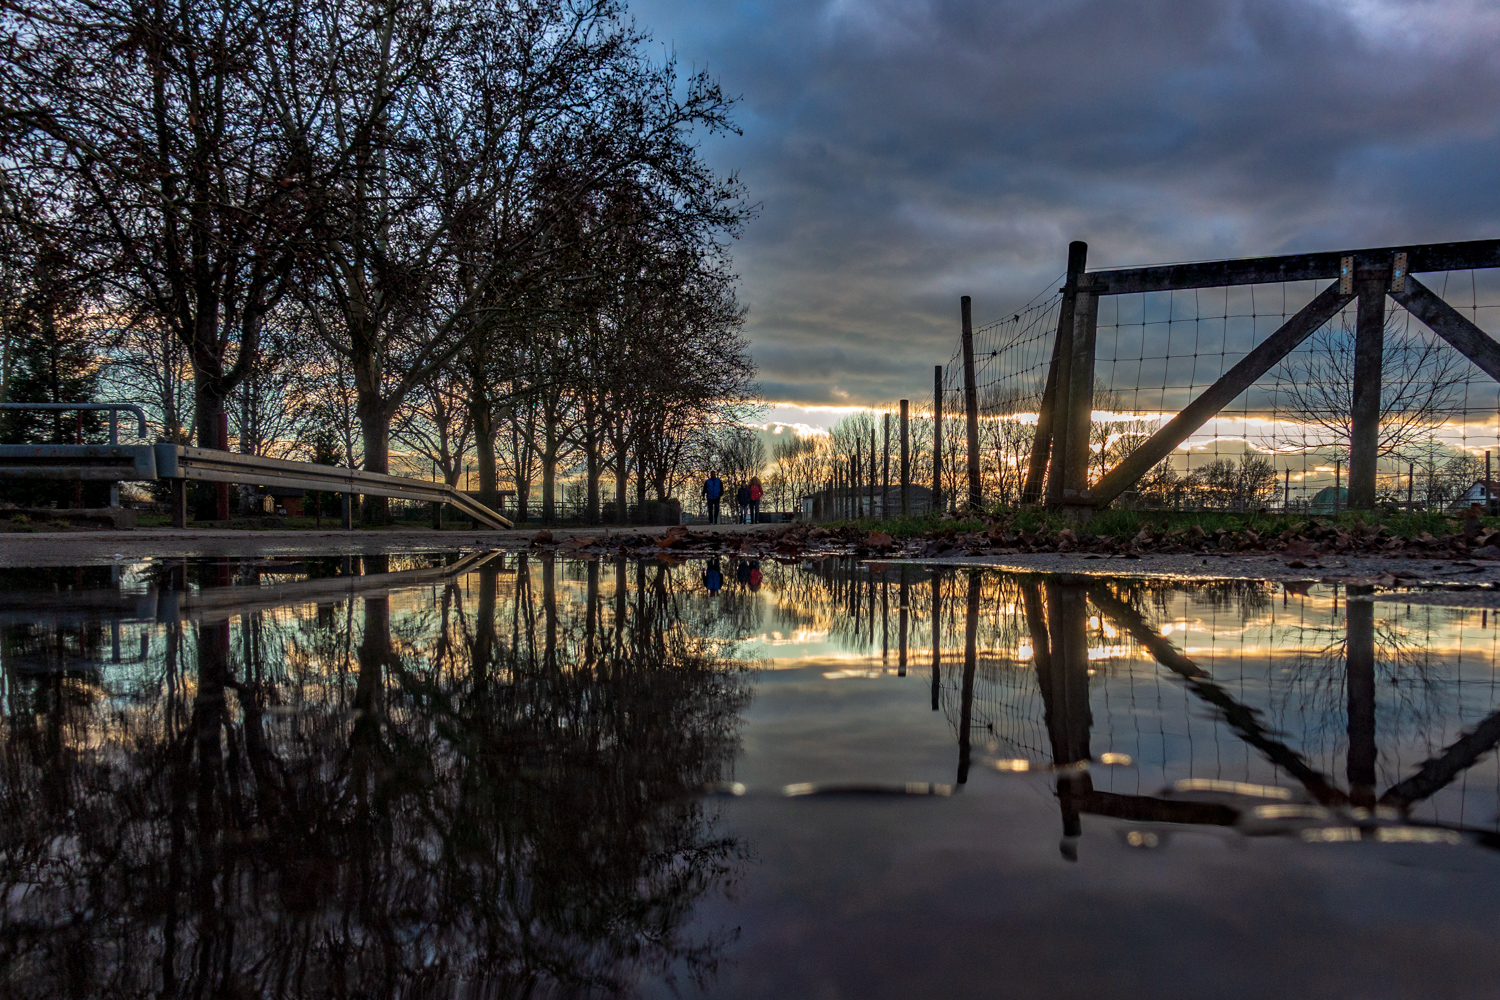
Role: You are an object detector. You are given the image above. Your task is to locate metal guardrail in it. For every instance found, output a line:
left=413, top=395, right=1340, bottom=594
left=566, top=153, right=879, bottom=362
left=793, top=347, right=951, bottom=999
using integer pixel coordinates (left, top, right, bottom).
left=153, top=445, right=511, bottom=528
left=0, top=403, right=152, bottom=507
left=0, top=444, right=157, bottom=480
left=0, top=400, right=511, bottom=528
left=0, top=444, right=511, bottom=529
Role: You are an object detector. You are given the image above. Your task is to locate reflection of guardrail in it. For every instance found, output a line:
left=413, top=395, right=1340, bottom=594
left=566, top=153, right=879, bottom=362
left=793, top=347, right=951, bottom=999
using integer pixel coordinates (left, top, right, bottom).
left=0, top=550, right=504, bottom=627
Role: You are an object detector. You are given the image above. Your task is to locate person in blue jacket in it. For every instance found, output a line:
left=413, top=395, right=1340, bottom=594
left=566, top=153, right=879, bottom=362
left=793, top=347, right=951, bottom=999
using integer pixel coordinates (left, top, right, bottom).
left=703, top=470, right=723, bottom=523
left=704, top=557, right=723, bottom=594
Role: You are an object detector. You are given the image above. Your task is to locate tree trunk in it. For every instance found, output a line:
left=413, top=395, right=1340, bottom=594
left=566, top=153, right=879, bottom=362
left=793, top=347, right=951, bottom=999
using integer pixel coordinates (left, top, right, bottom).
left=614, top=431, right=629, bottom=525
left=582, top=397, right=600, bottom=525
left=541, top=406, right=558, bottom=524
left=635, top=449, right=647, bottom=525
left=472, top=398, right=497, bottom=511
left=358, top=400, right=390, bottom=525
left=586, top=441, right=600, bottom=525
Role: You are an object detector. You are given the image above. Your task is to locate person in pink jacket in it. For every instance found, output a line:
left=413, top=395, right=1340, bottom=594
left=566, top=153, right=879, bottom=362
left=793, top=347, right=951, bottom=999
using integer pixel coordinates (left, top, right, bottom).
left=748, top=477, right=763, bottom=523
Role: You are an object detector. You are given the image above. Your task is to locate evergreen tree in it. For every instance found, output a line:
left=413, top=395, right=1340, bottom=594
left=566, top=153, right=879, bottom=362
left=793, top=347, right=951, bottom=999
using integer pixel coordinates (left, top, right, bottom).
left=0, top=260, right=107, bottom=506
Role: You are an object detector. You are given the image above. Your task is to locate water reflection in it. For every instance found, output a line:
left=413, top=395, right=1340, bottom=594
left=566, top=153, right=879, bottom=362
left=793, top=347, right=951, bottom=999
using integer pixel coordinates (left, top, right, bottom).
left=715, top=557, right=1500, bottom=854
left=7, top=553, right=1500, bottom=996
left=0, top=554, right=748, bottom=997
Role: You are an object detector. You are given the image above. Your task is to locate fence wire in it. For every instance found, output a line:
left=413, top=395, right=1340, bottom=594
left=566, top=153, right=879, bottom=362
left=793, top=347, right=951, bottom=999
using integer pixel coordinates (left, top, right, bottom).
left=836, top=263, right=1500, bottom=515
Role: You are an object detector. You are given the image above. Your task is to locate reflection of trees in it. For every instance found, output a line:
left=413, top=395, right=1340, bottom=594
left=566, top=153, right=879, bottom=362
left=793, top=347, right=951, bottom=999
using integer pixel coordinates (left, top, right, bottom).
left=0, top=555, right=748, bottom=997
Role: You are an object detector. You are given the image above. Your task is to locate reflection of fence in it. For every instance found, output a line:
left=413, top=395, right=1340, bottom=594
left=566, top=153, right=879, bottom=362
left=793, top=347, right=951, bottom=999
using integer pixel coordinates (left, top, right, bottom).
left=921, top=239, right=1500, bottom=513
left=922, top=573, right=1500, bottom=838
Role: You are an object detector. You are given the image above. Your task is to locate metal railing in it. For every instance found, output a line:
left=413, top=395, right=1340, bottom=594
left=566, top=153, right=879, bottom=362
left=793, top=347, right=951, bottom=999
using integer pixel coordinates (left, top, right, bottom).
left=0, top=402, right=149, bottom=444
left=0, top=401, right=511, bottom=529
left=154, top=445, right=512, bottom=529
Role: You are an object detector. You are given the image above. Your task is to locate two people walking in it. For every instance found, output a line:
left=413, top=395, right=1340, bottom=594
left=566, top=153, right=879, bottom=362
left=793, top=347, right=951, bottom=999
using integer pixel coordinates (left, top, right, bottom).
left=703, top=470, right=762, bottom=524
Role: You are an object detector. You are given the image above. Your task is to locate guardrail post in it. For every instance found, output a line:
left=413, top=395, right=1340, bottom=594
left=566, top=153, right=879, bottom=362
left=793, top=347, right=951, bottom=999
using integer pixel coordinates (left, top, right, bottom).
left=432, top=500, right=443, bottom=530
left=341, top=492, right=352, bottom=530
left=108, top=409, right=120, bottom=508
left=216, top=413, right=231, bottom=521
left=170, top=479, right=187, bottom=529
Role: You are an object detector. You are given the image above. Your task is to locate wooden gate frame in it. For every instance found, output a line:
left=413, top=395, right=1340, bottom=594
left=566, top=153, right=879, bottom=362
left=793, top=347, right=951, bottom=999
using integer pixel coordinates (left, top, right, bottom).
left=1020, top=238, right=1500, bottom=512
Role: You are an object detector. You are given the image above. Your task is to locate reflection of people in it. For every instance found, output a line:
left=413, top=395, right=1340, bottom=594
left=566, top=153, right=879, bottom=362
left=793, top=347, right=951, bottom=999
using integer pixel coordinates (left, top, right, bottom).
left=703, top=470, right=723, bottom=524
left=748, top=561, right=762, bottom=591
left=704, top=557, right=723, bottom=594
left=748, top=477, right=763, bottom=523
left=735, top=560, right=752, bottom=585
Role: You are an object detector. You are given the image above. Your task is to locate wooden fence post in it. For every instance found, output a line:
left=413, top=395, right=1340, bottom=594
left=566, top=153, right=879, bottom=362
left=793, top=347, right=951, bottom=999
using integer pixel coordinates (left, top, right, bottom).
left=899, top=400, right=910, bottom=515
left=1061, top=280, right=1099, bottom=511
left=961, top=295, right=982, bottom=513
left=933, top=366, right=944, bottom=514
left=1033, top=242, right=1087, bottom=505
left=1349, top=272, right=1386, bottom=510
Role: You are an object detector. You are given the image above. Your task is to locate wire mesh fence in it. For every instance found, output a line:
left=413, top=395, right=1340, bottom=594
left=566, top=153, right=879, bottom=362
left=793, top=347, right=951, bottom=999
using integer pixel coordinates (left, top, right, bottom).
left=826, top=243, right=1500, bottom=517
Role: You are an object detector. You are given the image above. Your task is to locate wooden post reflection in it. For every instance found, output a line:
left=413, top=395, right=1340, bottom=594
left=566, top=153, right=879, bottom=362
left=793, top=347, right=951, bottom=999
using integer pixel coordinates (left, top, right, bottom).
left=1346, top=586, right=1377, bottom=808
left=958, top=571, right=979, bottom=784
left=930, top=569, right=942, bottom=711
left=898, top=569, right=909, bottom=678
left=881, top=577, right=889, bottom=669
left=1037, top=581, right=1093, bottom=843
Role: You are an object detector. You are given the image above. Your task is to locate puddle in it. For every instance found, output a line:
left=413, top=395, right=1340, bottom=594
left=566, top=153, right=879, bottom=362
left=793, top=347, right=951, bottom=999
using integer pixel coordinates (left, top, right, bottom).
left=3, top=553, right=1500, bottom=998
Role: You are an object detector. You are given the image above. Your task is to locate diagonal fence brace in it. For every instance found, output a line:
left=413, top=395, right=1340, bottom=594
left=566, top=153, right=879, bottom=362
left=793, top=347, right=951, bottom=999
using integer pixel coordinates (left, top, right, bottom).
left=1390, top=275, right=1500, bottom=383
left=1087, top=281, right=1355, bottom=509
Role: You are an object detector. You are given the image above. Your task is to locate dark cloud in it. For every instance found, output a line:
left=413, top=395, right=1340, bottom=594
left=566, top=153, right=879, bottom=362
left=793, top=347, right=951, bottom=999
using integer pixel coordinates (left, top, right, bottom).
left=634, top=0, right=1500, bottom=404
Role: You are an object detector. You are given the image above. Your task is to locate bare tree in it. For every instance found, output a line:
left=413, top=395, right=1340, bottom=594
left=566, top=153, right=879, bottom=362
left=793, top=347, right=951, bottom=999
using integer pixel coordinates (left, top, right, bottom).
left=1269, top=313, right=1468, bottom=459
left=0, top=0, right=323, bottom=451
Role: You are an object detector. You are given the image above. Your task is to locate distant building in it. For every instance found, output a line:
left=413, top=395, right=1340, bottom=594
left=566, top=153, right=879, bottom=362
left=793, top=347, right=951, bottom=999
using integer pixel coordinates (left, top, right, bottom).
left=1450, top=480, right=1500, bottom=512
left=801, top=484, right=936, bottom=520
left=258, top=486, right=305, bottom=516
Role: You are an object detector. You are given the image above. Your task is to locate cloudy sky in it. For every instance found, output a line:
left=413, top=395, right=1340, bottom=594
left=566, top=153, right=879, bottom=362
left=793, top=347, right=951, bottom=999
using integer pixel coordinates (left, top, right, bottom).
left=630, top=0, right=1500, bottom=421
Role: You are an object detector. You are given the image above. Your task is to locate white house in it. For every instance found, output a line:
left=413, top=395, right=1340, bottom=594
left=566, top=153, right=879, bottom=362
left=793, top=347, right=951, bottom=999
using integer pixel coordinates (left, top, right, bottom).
left=1450, top=480, right=1500, bottom=512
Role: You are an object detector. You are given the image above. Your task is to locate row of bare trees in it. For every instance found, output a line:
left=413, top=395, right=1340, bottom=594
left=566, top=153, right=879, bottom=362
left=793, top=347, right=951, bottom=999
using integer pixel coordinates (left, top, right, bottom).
left=0, top=0, right=755, bottom=521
